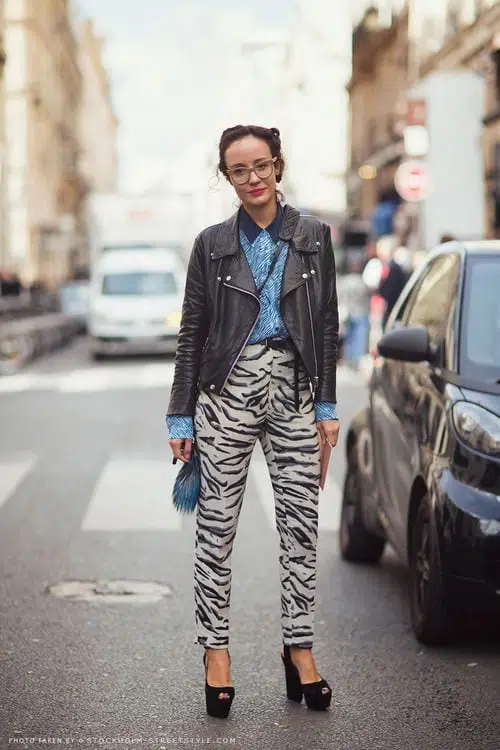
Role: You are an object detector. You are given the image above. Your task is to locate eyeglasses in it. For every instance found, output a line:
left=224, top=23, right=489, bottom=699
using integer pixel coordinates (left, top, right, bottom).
left=226, top=157, right=277, bottom=185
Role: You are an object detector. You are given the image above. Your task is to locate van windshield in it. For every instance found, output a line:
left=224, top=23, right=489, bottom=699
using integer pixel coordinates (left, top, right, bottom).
left=460, top=255, right=500, bottom=381
left=102, top=271, right=178, bottom=296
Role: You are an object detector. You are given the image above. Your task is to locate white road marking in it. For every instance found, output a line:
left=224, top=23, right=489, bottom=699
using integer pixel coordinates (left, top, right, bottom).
left=0, top=447, right=341, bottom=533
left=249, top=443, right=342, bottom=532
left=81, top=457, right=183, bottom=531
left=0, top=362, right=176, bottom=393
left=0, top=363, right=363, bottom=394
left=133, top=363, right=175, bottom=388
left=0, top=374, right=39, bottom=392
left=57, top=369, right=114, bottom=392
left=0, top=455, right=37, bottom=508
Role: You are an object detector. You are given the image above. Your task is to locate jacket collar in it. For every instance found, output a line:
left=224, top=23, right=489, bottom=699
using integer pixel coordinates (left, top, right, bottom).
left=240, top=203, right=283, bottom=244
left=211, top=204, right=317, bottom=259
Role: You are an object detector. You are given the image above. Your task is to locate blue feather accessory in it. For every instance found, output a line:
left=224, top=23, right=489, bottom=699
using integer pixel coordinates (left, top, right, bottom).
left=172, top=446, right=201, bottom=514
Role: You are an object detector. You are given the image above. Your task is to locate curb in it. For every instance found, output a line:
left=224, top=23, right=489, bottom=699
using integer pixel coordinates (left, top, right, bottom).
left=0, top=314, right=80, bottom=375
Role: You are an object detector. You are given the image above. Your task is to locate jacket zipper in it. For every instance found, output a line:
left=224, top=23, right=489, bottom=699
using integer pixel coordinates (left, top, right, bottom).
left=220, top=283, right=261, bottom=392
left=305, top=277, right=319, bottom=396
left=203, top=256, right=224, bottom=352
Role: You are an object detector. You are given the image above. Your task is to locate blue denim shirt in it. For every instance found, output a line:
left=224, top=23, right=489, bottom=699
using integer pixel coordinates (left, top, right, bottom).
left=166, top=206, right=338, bottom=440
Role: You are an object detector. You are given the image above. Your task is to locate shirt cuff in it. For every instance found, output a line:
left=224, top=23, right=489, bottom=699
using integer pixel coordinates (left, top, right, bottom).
left=166, top=415, right=194, bottom=440
left=314, top=402, right=338, bottom=421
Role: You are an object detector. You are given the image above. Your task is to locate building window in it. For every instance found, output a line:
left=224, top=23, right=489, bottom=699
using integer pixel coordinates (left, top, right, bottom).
left=493, top=143, right=500, bottom=235
left=494, top=199, right=500, bottom=236
left=367, top=118, right=376, bottom=155
left=445, top=0, right=462, bottom=37
left=493, top=49, right=500, bottom=105
left=475, top=0, right=487, bottom=19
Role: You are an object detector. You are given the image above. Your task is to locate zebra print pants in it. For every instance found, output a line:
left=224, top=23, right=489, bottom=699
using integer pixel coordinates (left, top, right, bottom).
left=193, top=342, right=321, bottom=649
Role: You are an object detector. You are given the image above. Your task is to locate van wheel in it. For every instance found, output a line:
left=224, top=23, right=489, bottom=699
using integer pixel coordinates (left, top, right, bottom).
left=409, top=496, right=453, bottom=645
left=339, top=447, right=385, bottom=563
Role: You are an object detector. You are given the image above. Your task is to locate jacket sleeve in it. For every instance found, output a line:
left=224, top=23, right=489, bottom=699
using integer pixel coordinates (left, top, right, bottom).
left=316, top=223, right=339, bottom=403
left=166, top=234, right=209, bottom=417
left=314, top=402, right=338, bottom=421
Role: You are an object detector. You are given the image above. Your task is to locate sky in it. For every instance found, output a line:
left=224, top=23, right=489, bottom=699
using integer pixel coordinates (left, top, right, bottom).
left=77, top=0, right=294, bottom=192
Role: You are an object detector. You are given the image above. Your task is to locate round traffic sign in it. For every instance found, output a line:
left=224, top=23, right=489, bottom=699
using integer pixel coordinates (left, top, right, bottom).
left=394, top=160, right=432, bottom=202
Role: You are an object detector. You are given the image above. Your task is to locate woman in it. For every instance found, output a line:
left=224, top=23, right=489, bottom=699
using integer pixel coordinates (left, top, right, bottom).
left=166, top=124, right=340, bottom=718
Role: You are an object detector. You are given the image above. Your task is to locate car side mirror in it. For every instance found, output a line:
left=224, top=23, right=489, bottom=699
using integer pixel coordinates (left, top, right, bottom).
left=377, top=326, right=434, bottom=363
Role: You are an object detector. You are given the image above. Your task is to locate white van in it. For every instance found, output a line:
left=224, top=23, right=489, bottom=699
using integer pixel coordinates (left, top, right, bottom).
left=88, top=248, right=186, bottom=359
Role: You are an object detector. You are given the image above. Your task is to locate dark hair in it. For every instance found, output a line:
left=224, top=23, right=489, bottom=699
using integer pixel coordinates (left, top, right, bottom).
left=218, top=124, right=285, bottom=183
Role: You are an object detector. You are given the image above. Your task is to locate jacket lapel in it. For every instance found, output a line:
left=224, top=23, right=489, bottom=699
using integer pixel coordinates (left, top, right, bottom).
left=211, top=208, right=256, bottom=295
left=210, top=204, right=319, bottom=298
left=280, top=208, right=319, bottom=299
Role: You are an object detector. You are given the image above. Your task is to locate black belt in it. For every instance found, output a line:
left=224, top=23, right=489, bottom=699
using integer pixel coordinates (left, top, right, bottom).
left=256, top=337, right=300, bottom=410
left=258, top=336, right=293, bottom=351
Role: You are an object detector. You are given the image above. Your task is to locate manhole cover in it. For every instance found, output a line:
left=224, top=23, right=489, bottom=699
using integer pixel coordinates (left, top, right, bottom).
left=46, top=579, right=173, bottom=603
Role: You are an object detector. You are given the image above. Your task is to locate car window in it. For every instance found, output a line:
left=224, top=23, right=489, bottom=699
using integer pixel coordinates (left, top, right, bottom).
left=460, top=255, right=500, bottom=381
left=101, top=271, right=178, bottom=296
left=404, top=253, right=461, bottom=347
left=386, top=275, right=418, bottom=328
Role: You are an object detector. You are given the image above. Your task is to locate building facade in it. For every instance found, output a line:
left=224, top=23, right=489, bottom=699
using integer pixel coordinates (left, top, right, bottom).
left=417, top=1, right=500, bottom=239
left=346, top=7, right=409, bottom=236
left=347, top=1, right=500, bottom=246
left=78, top=19, right=117, bottom=194
left=407, top=0, right=496, bottom=80
left=0, top=0, right=7, bottom=270
left=4, top=0, right=86, bottom=287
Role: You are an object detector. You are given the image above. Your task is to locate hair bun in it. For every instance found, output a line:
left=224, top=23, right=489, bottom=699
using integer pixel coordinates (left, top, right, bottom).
left=270, top=127, right=281, bottom=140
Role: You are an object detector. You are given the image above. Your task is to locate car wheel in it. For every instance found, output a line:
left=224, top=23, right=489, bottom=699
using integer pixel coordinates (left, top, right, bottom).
left=91, top=351, right=105, bottom=361
left=339, top=447, right=386, bottom=563
left=409, top=496, right=453, bottom=645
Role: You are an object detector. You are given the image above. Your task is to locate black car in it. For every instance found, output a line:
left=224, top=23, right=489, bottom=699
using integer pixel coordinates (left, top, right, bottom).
left=340, top=241, right=500, bottom=644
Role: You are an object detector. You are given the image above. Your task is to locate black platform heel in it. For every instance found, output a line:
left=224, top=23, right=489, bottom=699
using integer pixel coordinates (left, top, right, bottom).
left=281, top=646, right=332, bottom=711
left=203, top=651, right=235, bottom=719
left=281, top=646, right=303, bottom=703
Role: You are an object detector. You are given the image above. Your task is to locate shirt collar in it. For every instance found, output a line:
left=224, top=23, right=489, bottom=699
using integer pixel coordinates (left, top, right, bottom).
left=239, top=202, right=283, bottom=245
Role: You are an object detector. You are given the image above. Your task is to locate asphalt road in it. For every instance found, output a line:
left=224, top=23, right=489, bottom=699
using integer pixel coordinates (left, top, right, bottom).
left=0, top=337, right=499, bottom=750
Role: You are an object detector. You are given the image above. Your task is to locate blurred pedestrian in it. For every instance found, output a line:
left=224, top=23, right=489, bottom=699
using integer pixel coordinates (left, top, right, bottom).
left=29, top=279, right=43, bottom=305
left=393, top=243, right=413, bottom=275
left=0, top=270, right=23, bottom=296
left=338, top=256, right=370, bottom=368
left=375, top=238, right=410, bottom=327
left=166, top=124, right=339, bottom=717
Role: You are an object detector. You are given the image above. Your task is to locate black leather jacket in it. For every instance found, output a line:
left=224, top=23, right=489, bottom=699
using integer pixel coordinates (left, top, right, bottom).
left=167, top=204, right=339, bottom=417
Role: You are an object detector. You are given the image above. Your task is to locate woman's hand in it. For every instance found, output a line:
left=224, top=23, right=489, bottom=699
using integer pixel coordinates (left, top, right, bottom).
left=169, top=438, right=193, bottom=464
left=317, top=420, right=340, bottom=448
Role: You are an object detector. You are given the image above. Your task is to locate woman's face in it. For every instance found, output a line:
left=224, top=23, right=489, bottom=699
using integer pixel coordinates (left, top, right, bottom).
left=224, top=135, right=279, bottom=210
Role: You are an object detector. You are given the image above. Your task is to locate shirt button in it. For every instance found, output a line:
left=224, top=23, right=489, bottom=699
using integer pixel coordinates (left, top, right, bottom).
left=310, top=269, right=316, bottom=275
left=226, top=275, right=232, bottom=281
left=302, top=272, right=308, bottom=278
left=217, top=276, right=221, bottom=281
left=210, top=384, right=215, bottom=390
